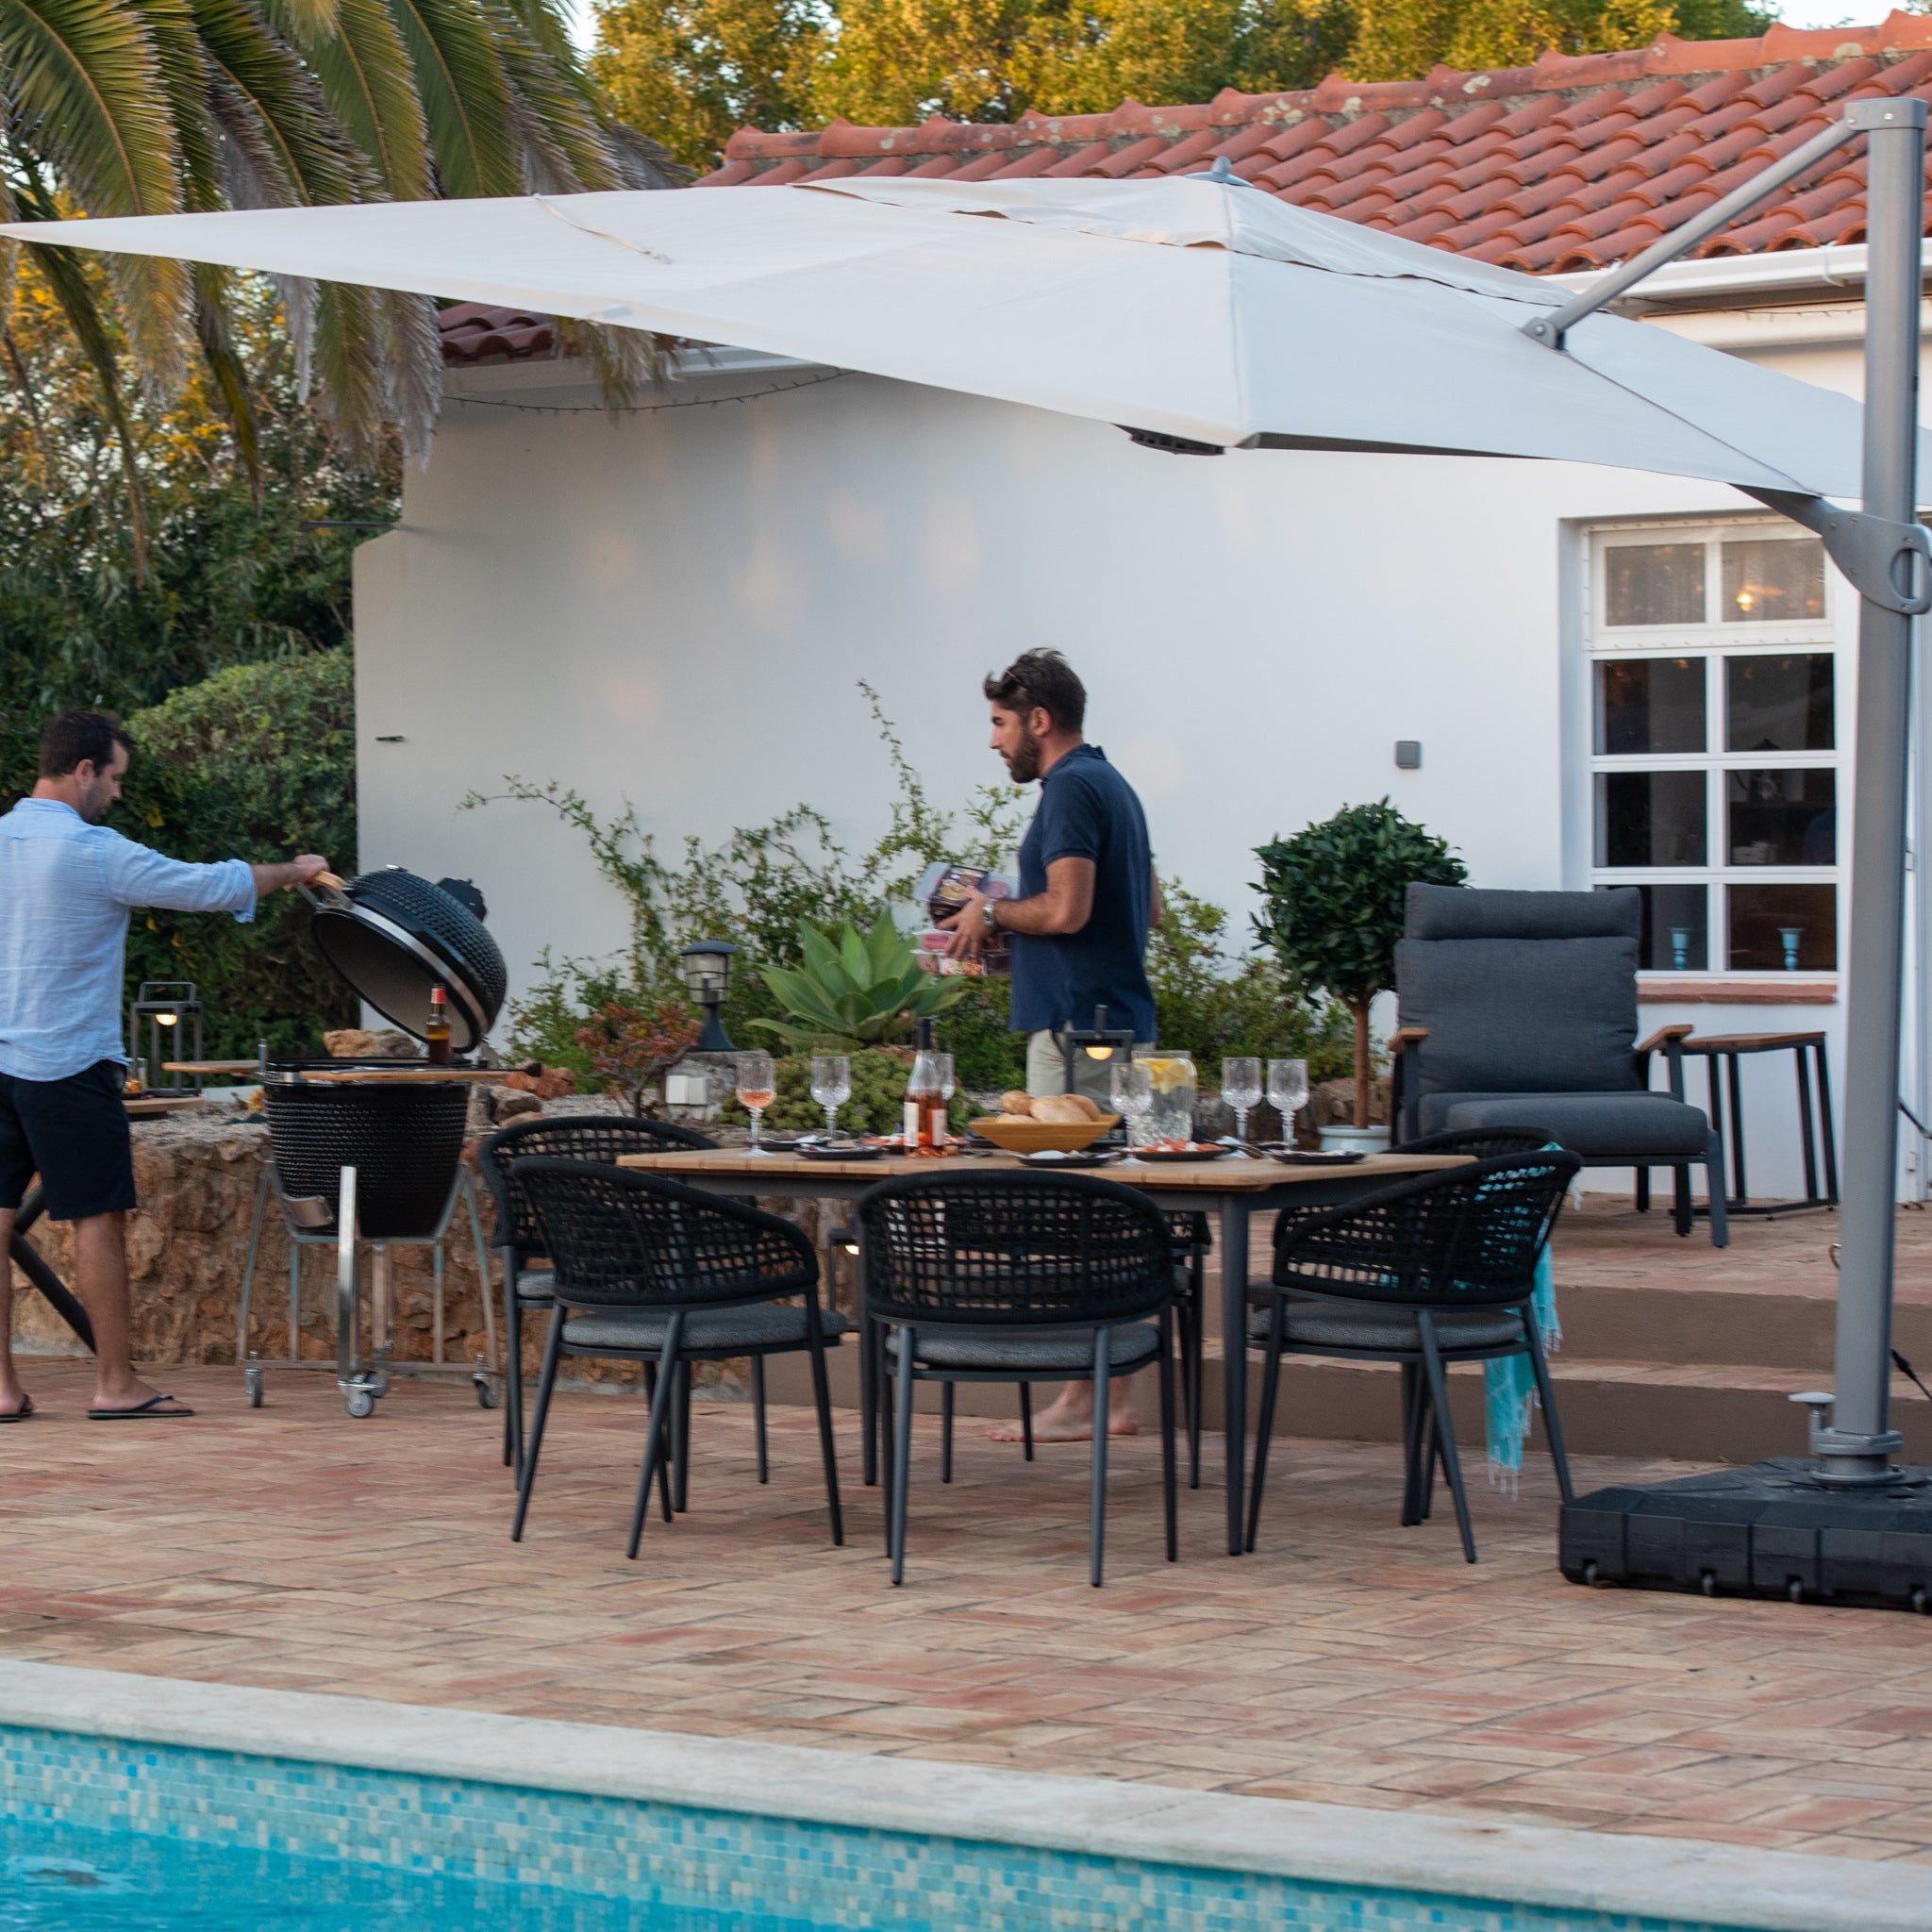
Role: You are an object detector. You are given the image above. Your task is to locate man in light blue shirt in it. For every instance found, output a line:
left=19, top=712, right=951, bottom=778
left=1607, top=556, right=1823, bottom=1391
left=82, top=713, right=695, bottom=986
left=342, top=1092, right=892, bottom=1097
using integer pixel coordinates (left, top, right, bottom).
left=0, top=711, right=327, bottom=1423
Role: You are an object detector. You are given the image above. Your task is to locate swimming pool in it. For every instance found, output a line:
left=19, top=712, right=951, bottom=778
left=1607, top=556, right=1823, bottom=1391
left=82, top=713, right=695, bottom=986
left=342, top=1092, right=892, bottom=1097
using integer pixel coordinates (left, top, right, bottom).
left=0, top=1663, right=1913, bottom=1932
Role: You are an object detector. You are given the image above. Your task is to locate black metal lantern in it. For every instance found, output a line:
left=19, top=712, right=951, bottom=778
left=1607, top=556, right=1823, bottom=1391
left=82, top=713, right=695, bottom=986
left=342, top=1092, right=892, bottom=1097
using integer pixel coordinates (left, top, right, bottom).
left=1059, top=1003, right=1137, bottom=1095
left=680, top=941, right=739, bottom=1053
left=128, top=980, right=205, bottom=1096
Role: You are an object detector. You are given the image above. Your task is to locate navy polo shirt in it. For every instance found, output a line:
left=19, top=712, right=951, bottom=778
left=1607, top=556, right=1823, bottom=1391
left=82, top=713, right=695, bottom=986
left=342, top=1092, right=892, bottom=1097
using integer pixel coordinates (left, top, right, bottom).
left=1008, top=744, right=1156, bottom=1041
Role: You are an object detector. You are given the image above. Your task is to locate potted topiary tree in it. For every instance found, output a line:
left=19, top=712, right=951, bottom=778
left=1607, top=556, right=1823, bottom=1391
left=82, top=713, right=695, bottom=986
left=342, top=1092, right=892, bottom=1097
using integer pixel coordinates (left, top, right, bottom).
left=1254, top=801, right=1465, bottom=1149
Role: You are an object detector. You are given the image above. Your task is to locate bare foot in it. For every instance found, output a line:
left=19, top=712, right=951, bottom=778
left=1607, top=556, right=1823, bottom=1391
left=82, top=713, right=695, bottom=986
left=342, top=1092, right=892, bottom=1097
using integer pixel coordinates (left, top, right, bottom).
left=0, top=1389, right=31, bottom=1421
left=988, top=1404, right=1140, bottom=1443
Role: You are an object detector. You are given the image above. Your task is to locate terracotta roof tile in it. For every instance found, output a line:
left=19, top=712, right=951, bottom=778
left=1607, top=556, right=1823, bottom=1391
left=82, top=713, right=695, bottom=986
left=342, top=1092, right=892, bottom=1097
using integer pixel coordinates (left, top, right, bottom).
left=437, top=303, right=556, bottom=365
left=647, top=23, right=1932, bottom=299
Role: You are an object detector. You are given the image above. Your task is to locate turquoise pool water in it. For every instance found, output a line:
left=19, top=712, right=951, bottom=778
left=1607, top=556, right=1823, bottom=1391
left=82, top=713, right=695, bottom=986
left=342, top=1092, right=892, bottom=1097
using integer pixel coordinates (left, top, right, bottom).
left=0, top=1723, right=1740, bottom=1932
left=0, top=1816, right=809, bottom=1931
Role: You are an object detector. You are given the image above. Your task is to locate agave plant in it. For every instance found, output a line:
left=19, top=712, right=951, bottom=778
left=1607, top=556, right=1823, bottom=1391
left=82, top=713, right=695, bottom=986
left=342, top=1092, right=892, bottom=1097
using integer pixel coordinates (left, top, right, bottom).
left=752, top=912, right=967, bottom=1049
left=0, top=0, right=685, bottom=576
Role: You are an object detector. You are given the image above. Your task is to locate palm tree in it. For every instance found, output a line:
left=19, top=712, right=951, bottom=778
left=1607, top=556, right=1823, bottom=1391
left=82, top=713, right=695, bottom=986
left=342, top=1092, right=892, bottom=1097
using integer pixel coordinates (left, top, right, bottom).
left=0, top=0, right=684, bottom=573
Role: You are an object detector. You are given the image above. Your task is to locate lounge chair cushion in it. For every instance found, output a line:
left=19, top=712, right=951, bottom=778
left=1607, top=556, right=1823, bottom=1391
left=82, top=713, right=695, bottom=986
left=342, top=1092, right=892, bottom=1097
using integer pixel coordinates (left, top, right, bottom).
left=1248, top=1298, right=1524, bottom=1352
left=563, top=1305, right=849, bottom=1352
left=909, top=1323, right=1161, bottom=1373
left=1422, top=1091, right=1709, bottom=1158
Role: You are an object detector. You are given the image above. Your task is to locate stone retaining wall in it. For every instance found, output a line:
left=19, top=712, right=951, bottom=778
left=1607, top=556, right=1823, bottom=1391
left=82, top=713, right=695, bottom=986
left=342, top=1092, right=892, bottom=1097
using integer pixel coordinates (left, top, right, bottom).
left=8, top=1103, right=843, bottom=1395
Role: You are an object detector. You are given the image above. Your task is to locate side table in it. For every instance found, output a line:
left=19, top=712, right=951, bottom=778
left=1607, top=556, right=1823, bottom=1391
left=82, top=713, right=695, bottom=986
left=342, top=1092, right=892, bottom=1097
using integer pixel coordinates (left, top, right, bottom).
left=1681, top=1031, right=1838, bottom=1217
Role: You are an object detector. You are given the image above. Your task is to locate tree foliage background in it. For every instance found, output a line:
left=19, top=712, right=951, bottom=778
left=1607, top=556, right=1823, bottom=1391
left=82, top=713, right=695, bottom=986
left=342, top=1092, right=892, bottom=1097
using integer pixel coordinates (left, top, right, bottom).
left=595, top=0, right=1774, bottom=175
left=0, top=257, right=388, bottom=1054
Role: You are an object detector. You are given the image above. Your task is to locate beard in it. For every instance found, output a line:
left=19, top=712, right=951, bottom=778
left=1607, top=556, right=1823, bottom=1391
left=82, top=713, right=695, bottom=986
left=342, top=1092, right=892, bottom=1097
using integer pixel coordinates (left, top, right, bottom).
left=1004, top=727, right=1044, bottom=785
left=75, top=779, right=113, bottom=824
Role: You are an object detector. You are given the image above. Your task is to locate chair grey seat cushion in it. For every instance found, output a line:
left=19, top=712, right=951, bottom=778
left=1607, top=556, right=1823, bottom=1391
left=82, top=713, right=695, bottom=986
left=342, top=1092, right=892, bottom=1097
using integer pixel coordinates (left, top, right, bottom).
left=562, top=1304, right=850, bottom=1353
left=515, top=1268, right=555, bottom=1304
left=1248, top=1298, right=1524, bottom=1353
left=911, top=1323, right=1161, bottom=1373
left=1421, top=1091, right=1708, bottom=1158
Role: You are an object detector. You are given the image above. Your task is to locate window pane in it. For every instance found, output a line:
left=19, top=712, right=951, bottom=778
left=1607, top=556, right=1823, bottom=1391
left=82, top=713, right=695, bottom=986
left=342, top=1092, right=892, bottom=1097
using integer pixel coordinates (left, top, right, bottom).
left=1725, top=653, right=1833, bottom=752
left=1595, top=658, right=1706, bottom=755
left=1726, top=769, right=1836, bottom=865
left=1721, top=538, right=1824, bottom=623
left=1728, top=883, right=1837, bottom=971
left=1606, top=543, right=1706, bottom=627
left=1615, top=882, right=1709, bottom=971
left=1595, top=771, right=1707, bottom=866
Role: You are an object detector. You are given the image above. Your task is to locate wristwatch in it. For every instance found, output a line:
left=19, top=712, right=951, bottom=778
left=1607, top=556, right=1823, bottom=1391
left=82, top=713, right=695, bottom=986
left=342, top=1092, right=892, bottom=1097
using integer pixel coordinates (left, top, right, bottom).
left=980, top=897, right=1000, bottom=933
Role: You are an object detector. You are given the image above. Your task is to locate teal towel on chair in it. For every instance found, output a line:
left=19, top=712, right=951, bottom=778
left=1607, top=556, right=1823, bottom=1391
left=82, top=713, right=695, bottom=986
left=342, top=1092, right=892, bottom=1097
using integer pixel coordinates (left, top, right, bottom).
left=1484, top=1244, right=1559, bottom=1491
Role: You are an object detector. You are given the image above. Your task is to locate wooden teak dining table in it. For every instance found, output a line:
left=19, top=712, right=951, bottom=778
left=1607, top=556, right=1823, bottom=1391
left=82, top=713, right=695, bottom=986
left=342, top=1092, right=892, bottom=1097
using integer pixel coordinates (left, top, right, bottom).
left=615, top=1144, right=1468, bottom=1556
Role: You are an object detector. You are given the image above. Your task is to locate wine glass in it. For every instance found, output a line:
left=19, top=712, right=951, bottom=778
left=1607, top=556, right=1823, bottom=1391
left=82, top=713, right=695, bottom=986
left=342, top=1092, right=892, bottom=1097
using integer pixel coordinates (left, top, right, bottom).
left=1267, top=1058, right=1309, bottom=1145
left=810, top=1054, right=851, bottom=1139
left=934, top=1053, right=956, bottom=1142
left=736, top=1050, right=776, bottom=1154
left=1222, top=1057, right=1261, bottom=1146
left=1110, top=1060, right=1153, bottom=1158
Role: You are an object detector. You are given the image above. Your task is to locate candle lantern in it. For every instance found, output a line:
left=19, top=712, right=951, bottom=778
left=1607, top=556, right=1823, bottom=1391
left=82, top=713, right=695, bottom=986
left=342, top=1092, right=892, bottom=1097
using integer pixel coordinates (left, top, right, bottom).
left=127, top=981, right=205, bottom=1096
left=679, top=941, right=739, bottom=1053
left=1059, top=1003, right=1138, bottom=1100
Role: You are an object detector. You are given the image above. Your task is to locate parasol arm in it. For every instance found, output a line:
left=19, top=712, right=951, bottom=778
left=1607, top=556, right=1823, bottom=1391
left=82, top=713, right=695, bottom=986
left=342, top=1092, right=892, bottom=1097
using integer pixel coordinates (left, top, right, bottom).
left=1737, top=489, right=1932, bottom=617
left=1521, top=108, right=1874, bottom=351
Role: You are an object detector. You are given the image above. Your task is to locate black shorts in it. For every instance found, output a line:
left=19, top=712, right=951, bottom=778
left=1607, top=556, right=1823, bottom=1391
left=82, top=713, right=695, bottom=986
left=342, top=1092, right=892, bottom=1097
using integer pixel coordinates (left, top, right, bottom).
left=0, top=1060, right=138, bottom=1222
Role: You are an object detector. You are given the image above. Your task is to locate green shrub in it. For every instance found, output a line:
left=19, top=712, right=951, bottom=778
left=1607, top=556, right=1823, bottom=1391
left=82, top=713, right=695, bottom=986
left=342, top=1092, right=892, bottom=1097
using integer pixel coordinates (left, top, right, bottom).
left=1254, top=801, right=1465, bottom=1126
left=115, top=651, right=358, bottom=1057
left=753, top=912, right=968, bottom=1049
left=933, top=975, right=1025, bottom=1092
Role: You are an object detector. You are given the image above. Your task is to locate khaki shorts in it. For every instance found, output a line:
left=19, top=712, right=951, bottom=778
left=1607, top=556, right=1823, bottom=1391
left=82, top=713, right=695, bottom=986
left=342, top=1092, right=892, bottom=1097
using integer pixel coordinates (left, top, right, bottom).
left=1025, top=1030, right=1156, bottom=1108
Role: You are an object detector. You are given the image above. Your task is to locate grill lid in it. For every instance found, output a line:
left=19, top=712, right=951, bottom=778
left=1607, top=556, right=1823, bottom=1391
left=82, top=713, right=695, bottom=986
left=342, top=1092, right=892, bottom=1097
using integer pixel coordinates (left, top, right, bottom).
left=304, top=867, right=507, bottom=1054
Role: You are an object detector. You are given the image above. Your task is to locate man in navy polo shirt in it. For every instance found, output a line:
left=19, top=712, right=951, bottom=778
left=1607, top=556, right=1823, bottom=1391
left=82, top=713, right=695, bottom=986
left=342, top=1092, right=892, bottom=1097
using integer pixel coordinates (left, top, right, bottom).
left=941, top=650, right=1161, bottom=1441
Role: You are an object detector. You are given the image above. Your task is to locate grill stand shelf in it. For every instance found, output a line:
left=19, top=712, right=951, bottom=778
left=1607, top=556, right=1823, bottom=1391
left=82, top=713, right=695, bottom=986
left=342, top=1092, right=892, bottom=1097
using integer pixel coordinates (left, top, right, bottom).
left=239, top=1161, right=500, bottom=1421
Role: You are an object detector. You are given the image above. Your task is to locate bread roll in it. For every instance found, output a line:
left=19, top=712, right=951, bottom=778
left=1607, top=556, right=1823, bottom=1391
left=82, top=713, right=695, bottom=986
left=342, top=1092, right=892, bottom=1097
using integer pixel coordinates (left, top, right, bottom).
left=999, top=1091, right=1034, bottom=1117
left=1063, top=1092, right=1104, bottom=1122
left=1031, top=1094, right=1091, bottom=1124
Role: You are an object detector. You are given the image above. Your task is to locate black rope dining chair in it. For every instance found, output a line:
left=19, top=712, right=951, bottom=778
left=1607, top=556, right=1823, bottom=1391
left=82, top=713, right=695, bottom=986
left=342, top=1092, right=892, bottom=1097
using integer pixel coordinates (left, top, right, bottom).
left=479, top=1113, right=720, bottom=1484
left=1246, top=1150, right=1580, bottom=1565
left=509, top=1158, right=845, bottom=1557
left=857, top=1171, right=1178, bottom=1588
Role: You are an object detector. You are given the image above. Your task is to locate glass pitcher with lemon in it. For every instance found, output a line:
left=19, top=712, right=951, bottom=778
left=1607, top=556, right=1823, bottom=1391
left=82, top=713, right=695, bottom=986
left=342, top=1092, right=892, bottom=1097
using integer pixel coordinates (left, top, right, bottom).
left=1135, top=1052, right=1196, bottom=1148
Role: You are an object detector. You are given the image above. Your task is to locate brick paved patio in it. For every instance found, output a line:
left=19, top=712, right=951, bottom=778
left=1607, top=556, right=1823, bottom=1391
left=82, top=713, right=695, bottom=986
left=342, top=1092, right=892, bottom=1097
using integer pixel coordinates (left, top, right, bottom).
left=2, top=1345, right=1929, bottom=1867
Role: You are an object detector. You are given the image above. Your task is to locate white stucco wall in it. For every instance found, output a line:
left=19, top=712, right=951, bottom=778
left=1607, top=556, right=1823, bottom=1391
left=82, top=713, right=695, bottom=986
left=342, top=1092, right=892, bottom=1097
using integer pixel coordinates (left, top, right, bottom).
left=352, top=325, right=1904, bottom=1200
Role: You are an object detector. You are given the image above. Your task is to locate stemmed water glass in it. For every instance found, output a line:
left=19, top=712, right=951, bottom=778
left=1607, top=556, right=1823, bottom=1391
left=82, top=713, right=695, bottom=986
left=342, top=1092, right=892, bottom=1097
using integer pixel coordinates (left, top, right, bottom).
left=1221, top=1057, right=1261, bottom=1146
left=1110, top=1059, right=1153, bottom=1158
left=810, top=1054, right=851, bottom=1140
left=737, top=1050, right=776, bottom=1154
left=1267, top=1058, right=1309, bottom=1145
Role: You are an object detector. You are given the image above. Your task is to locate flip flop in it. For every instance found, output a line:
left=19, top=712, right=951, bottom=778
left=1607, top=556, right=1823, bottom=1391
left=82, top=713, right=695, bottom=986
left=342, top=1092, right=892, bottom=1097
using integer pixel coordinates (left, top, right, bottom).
left=0, top=1394, right=32, bottom=1424
left=87, top=1393, right=194, bottom=1420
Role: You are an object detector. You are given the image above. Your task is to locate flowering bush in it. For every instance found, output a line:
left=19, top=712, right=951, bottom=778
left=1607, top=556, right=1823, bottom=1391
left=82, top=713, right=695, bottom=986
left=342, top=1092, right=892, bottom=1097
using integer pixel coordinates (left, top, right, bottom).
left=574, top=999, right=702, bottom=1115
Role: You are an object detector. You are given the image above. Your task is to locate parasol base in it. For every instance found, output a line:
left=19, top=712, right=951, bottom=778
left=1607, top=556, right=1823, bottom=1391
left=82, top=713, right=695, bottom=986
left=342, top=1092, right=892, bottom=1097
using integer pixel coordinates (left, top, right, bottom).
left=1561, top=1457, right=1932, bottom=1612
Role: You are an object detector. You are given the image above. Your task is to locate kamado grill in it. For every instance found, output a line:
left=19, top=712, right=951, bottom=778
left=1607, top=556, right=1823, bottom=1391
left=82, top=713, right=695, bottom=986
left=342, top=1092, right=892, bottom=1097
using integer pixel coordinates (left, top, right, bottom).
left=238, top=867, right=510, bottom=1418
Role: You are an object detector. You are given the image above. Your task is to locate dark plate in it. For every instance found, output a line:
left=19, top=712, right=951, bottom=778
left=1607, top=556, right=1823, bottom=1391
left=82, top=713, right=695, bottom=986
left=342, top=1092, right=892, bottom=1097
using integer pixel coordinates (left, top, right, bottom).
left=1132, top=1145, right=1230, bottom=1163
left=1271, top=1149, right=1367, bottom=1166
left=798, top=1141, right=886, bottom=1161
left=1021, top=1149, right=1118, bottom=1170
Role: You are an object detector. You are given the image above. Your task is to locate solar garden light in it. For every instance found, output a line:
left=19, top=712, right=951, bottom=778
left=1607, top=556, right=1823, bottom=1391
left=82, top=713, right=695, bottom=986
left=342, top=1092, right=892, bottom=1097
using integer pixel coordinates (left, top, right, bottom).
left=127, top=981, right=204, bottom=1097
left=679, top=941, right=739, bottom=1053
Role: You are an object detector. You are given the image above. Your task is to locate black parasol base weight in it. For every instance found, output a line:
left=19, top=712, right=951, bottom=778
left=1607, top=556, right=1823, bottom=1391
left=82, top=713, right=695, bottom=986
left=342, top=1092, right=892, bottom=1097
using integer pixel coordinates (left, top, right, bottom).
left=1561, top=1458, right=1932, bottom=1612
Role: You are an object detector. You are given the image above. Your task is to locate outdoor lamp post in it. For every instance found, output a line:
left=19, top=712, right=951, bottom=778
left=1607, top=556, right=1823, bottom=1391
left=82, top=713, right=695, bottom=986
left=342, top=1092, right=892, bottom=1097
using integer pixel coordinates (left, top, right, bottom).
left=127, top=981, right=205, bottom=1096
left=679, top=941, right=739, bottom=1053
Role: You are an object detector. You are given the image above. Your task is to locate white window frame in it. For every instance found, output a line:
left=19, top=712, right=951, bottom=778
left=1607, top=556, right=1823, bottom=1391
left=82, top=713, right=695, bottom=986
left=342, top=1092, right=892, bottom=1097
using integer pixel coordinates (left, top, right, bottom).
left=1583, top=515, right=1842, bottom=984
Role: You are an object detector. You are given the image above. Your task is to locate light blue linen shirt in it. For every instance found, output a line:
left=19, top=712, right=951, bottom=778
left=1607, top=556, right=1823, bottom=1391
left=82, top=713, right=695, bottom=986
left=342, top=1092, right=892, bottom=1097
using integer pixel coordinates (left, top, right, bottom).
left=0, top=798, right=258, bottom=1082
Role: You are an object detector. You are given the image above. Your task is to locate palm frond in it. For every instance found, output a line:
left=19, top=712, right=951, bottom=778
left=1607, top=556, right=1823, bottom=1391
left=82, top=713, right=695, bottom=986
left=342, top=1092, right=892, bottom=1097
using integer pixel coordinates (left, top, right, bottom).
left=375, top=283, right=441, bottom=462
left=142, top=0, right=222, bottom=208
left=192, top=262, right=261, bottom=500
left=22, top=224, right=148, bottom=578
left=0, top=0, right=188, bottom=382
left=487, top=0, right=612, bottom=192
left=265, top=0, right=429, bottom=200
left=381, top=0, right=520, bottom=198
